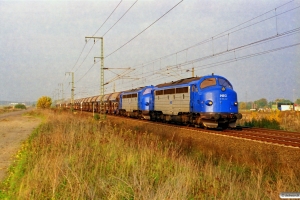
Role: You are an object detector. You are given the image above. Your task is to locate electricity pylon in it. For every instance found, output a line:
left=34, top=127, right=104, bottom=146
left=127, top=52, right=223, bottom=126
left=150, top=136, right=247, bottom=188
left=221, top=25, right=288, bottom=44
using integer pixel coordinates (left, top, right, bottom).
left=65, top=72, right=74, bottom=110
left=85, top=36, right=104, bottom=114
left=58, top=83, right=64, bottom=103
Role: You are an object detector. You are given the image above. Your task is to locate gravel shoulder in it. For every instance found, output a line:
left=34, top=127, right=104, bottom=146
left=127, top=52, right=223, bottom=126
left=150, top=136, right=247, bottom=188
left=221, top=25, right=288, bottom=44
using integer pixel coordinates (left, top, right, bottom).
left=0, top=108, right=41, bottom=181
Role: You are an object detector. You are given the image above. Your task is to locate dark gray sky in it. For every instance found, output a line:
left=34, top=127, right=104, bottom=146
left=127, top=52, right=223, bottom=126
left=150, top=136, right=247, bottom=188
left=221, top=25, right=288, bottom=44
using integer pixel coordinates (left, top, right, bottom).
left=0, top=0, right=299, bottom=103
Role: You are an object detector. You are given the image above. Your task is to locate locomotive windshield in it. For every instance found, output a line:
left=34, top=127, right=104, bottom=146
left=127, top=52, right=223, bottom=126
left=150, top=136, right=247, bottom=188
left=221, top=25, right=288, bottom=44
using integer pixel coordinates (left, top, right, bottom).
left=218, top=78, right=232, bottom=88
left=200, top=78, right=216, bottom=89
left=143, top=88, right=152, bottom=95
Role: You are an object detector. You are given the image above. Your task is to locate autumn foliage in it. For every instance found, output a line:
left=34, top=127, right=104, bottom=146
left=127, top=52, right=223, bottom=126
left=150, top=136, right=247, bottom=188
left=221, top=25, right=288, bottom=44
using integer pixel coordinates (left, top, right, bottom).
left=36, top=96, right=52, bottom=109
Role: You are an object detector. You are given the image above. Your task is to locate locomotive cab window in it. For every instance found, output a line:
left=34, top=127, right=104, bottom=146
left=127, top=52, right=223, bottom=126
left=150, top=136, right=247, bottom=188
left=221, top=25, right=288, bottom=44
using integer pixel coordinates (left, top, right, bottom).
left=192, top=85, right=198, bottom=92
left=218, top=78, right=232, bottom=88
left=200, top=78, right=216, bottom=89
left=143, top=88, right=152, bottom=95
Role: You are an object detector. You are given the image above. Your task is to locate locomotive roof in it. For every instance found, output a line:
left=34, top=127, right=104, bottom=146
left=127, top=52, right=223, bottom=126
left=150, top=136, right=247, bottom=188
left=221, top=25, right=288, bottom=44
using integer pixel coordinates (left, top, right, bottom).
left=122, top=87, right=145, bottom=94
left=122, top=85, right=154, bottom=94
left=155, top=76, right=202, bottom=88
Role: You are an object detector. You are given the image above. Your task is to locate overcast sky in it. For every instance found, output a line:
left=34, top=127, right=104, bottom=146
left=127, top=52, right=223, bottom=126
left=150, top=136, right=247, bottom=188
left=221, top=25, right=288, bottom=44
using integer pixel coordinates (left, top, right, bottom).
left=0, top=0, right=299, bottom=103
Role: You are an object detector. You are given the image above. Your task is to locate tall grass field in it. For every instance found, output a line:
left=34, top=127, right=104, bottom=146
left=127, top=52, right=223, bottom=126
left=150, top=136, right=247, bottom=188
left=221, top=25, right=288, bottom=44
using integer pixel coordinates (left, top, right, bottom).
left=0, top=110, right=299, bottom=199
left=239, top=110, right=300, bottom=132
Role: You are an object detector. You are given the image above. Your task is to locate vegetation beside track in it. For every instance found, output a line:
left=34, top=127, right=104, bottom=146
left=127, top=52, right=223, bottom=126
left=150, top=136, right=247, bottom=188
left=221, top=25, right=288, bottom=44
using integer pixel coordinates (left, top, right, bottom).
left=238, top=110, right=300, bottom=132
left=0, top=109, right=299, bottom=199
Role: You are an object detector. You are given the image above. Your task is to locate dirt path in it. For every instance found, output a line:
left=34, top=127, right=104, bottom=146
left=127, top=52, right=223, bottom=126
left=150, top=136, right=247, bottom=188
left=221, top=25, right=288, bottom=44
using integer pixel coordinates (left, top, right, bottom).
left=0, top=108, right=41, bottom=181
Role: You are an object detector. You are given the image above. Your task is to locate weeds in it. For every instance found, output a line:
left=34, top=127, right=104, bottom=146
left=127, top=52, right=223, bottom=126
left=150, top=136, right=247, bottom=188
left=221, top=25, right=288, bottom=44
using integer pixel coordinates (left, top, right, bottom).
left=244, top=118, right=281, bottom=129
left=93, top=113, right=100, bottom=120
left=238, top=110, right=300, bottom=131
left=1, top=110, right=299, bottom=199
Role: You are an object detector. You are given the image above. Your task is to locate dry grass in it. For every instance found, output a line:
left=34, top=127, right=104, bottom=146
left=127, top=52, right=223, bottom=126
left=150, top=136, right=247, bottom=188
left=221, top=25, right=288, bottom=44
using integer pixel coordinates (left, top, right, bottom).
left=1, top=110, right=299, bottom=199
left=0, top=106, right=14, bottom=115
left=238, top=110, right=300, bottom=132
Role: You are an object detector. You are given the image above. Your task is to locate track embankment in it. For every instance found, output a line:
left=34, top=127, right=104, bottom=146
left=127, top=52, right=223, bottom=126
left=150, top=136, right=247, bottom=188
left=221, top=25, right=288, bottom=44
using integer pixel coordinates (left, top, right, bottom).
left=107, top=115, right=300, bottom=172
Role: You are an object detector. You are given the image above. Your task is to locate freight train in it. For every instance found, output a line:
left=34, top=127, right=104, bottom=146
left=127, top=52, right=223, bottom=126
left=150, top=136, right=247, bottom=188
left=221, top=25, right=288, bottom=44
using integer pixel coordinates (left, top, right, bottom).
left=60, top=74, right=242, bottom=129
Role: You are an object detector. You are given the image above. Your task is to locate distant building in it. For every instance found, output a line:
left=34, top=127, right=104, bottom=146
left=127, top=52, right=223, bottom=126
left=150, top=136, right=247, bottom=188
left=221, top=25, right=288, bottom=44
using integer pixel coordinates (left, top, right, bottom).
left=277, top=103, right=294, bottom=111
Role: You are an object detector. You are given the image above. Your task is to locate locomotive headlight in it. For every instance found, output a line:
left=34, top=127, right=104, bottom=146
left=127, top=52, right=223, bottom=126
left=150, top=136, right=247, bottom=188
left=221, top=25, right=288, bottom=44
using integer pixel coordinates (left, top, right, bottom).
left=205, top=100, right=213, bottom=106
left=234, top=102, right=238, bottom=106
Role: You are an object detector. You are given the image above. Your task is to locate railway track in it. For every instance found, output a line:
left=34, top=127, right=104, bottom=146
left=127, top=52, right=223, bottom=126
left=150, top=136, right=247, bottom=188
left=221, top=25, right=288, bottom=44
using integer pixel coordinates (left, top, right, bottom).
left=222, top=128, right=300, bottom=148
left=107, top=115, right=300, bottom=148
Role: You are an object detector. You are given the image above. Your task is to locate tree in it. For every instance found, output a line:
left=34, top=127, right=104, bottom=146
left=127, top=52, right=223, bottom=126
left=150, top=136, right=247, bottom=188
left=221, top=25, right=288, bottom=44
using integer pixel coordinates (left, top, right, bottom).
left=239, top=102, right=246, bottom=110
left=37, top=96, right=52, bottom=109
left=295, top=99, right=300, bottom=105
left=254, top=98, right=268, bottom=108
left=274, top=98, right=292, bottom=104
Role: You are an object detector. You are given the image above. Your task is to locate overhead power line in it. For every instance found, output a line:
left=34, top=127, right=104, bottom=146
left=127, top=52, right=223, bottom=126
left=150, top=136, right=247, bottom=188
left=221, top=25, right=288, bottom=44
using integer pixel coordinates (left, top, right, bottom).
left=103, top=0, right=138, bottom=37
left=76, top=0, right=184, bottom=84
left=105, top=0, right=184, bottom=58
left=73, top=0, right=139, bottom=83
left=74, top=43, right=95, bottom=73
left=107, top=27, right=300, bottom=91
left=92, top=0, right=123, bottom=36
left=69, top=0, right=122, bottom=72
left=111, top=41, right=300, bottom=92
left=73, top=0, right=298, bottom=95
left=127, top=1, right=297, bottom=71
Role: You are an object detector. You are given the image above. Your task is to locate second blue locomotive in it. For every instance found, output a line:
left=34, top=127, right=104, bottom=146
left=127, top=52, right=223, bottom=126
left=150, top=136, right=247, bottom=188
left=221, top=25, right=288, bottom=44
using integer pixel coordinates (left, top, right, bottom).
left=117, top=74, right=242, bottom=129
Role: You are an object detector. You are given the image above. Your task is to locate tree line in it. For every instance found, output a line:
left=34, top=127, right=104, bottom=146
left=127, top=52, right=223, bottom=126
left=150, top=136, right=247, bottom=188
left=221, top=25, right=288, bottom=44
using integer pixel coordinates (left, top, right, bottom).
left=239, top=98, right=300, bottom=110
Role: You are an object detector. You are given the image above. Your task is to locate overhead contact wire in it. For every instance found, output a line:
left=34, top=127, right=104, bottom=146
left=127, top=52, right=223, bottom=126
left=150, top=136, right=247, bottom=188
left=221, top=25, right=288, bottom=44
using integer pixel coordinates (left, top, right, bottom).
left=78, top=0, right=297, bottom=93
left=128, top=1, right=297, bottom=70
left=75, top=43, right=95, bottom=73
left=104, top=39, right=300, bottom=92
left=67, top=0, right=123, bottom=80
left=92, top=0, right=123, bottom=36
left=76, top=0, right=139, bottom=84
left=103, top=0, right=138, bottom=37
left=105, top=0, right=184, bottom=58
left=70, top=1, right=122, bottom=73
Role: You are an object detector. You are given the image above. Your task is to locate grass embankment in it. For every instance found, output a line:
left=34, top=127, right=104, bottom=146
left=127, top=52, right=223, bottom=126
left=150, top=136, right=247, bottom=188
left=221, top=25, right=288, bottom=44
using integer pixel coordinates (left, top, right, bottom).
left=0, top=106, right=14, bottom=115
left=239, top=110, right=300, bottom=132
left=1, top=110, right=299, bottom=199
left=0, top=105, right=27, bottom=115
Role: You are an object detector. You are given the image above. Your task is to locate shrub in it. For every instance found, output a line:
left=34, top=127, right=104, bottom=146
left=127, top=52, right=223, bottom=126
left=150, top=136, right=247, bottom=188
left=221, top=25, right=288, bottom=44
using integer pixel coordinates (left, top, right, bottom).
left=93, top=113, right=100, bottom=120
left=244, top=118, right=281, bottom=130
left=14, top=104, right=26, bottom=109
left=36, top=96, right=52, bottom=109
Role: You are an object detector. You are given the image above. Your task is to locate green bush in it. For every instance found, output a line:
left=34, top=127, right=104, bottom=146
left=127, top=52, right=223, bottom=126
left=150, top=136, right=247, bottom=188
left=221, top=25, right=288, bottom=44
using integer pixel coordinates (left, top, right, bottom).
left=244, top=118, right=281, bottom=130
left=93, top=113, right=100, bottom=120
left=14, top=104, right=26, bottom=109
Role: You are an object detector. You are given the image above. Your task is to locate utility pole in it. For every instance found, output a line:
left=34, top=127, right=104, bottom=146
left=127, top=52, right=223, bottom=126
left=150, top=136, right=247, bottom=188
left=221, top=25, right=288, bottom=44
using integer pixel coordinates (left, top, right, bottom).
left=58, top=83, right=64, bottom=107
left=85, top=36, right=104, bottom=114
left=58, top=83, right=64, bottom=101
left=192, top=67, right=194, bottom=77
left=56, top=88, right=59, bottom=106
left=65, top=72, right=74, bottom=111
left=186, top=67, right=195, bottom=78
left=52, top=91, right=55, bottom=106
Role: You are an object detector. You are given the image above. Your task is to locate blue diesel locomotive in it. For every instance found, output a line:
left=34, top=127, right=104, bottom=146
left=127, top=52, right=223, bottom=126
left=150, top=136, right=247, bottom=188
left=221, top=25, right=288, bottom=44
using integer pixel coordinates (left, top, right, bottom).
left=149, top=74, right=242, bottom=129
left=118, top=85, right=155, bottom=119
